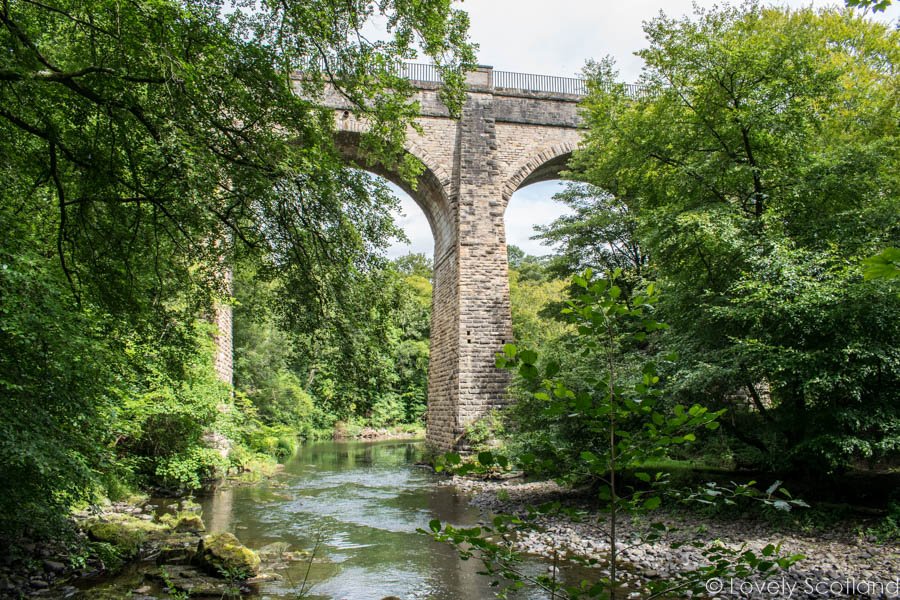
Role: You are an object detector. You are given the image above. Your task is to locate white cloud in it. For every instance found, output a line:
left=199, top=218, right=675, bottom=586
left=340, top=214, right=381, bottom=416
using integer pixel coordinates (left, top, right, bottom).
left=385, top=189, right=434, bottom=259
left=506, top=181, right=573, bottom=256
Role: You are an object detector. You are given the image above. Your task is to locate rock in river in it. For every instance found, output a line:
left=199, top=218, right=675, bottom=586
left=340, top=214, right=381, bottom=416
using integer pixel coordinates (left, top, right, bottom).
left=197, top=532, right=260, bottom=579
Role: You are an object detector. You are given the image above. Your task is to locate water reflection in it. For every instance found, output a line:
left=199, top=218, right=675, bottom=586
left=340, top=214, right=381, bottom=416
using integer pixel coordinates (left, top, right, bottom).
left=205, top=485, right=233, bottom=534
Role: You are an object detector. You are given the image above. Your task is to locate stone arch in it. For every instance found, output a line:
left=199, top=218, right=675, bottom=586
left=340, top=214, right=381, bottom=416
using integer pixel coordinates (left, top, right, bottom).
left=501, top=141, right=578, bottom=207
left=332, top=125, right=454, bottom=254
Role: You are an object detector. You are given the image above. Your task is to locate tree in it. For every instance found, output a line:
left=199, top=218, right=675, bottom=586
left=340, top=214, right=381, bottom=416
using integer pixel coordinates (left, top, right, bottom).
left=233, top=252, right=432, bottom=431
left=845, top=0, right=893, bottom=11
left=0, top=0, right=473, bottom=540
left=1, top=0, right=474, bottom=318
left=392, top=252, right=434, bottom=280
left=569, top=4, right=900, bottom=471
left=536, top=183, right=648, bottom=280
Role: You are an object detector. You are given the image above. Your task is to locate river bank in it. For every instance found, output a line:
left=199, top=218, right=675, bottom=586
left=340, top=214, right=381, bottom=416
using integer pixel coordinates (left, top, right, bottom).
left=331, top=423, right=424, bottom=441
left=0, top=428, right=427, bottom=599
left=446, top=477, right=899, bottom=599
left=0, top=496, right=281, bottom=599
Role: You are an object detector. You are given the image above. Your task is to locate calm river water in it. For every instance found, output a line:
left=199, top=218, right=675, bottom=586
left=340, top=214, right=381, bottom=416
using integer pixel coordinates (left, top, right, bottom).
left=197, top=438, right=555, bottom=599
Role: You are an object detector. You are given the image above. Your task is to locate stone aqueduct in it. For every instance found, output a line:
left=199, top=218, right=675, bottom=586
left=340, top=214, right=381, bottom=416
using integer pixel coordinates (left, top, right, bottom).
left=215, top=65, right=587, bottom=450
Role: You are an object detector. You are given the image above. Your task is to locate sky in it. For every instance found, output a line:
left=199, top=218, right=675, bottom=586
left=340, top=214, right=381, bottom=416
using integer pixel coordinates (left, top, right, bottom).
left=385, top=0, right=900, bottom=259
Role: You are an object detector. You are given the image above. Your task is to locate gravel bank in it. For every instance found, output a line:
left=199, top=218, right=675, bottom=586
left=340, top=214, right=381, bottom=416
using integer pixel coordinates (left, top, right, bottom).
left=444, top=477, right=899, bottom=599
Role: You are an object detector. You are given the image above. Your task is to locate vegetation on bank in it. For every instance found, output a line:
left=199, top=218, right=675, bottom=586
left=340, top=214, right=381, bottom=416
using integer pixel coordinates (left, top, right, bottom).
left=426, top=4, right=899, bottom=597
left=500, top=3, right=900, bottom=478
left=232, top=253, right=433, bottom=439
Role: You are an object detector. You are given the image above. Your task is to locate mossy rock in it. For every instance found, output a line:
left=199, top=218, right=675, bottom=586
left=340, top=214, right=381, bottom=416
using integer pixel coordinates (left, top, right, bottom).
left=197, top=532, right=260, bottom=579
left=86, top=516, right=166, bottom=557
left=155, top=532, right=203, bottom=565
left=173, top=513, right=206, bottom=533
left=159, top=510, right=205, bottom=532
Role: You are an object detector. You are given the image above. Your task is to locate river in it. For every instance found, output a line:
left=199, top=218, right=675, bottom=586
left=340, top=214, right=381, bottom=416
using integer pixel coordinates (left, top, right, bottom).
left=198, top=437, right=554, bottom=599
left=74, top=438, right=564, bottom=599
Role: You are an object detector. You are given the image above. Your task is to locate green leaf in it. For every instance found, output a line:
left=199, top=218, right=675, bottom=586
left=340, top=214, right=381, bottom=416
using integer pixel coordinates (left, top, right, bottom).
left=518, top=349, right=538, bottom=364
left=863, top=248, right=900, bottom=280
left=643, top=496, right=661, bottom=510
left=429, top=519, right=442, bottom=533
left=598, top=485, right=612, bottom=500
left=519, top=363, right=539, bottom=380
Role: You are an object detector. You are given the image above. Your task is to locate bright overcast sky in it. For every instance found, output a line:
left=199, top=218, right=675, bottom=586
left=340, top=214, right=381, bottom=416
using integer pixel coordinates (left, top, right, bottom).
left=385, top=0, right=900, bottom=259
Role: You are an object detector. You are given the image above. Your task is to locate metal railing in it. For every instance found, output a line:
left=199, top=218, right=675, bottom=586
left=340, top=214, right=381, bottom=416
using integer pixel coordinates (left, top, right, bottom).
left=313, top=60, right=646, bottom=98
left=394, top=62, right=443, bottom=83
left=619, top=82, right=649, bottom=99
left=493, top=69, right=587, bottom=95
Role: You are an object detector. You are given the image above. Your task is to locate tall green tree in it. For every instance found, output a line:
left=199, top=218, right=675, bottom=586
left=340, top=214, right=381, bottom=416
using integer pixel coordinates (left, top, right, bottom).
left=570, top=4, right=900, bottom=471
left=1, top=0, right=474, bottom=318
left=233, top=251, right=432, bottom=431
left=0, top=0, right=473, bottom=540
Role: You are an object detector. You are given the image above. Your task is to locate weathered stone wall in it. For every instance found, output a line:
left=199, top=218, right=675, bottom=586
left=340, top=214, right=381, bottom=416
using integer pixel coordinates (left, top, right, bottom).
left=438, top=90, right=514, bottom=447
left=213, top=267, right=234, bottom=385
left=213, top=301, right=233, bottom=385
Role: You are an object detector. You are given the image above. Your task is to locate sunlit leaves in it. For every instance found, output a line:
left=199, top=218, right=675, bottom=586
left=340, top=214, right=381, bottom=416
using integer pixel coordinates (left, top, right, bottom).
left=863, top=248, right=900, bottom=281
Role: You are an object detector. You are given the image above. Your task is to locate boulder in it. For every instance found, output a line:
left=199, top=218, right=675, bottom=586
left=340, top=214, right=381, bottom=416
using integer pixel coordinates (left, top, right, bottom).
left=173, top=514, right=206, bottom=533
left=86, top=516, right=166, bottom=557
left=197, top=533, right=260, bottom=579
left=42, top=560, right=66, bottom=574
left=155, top=532, right=202, bottom=565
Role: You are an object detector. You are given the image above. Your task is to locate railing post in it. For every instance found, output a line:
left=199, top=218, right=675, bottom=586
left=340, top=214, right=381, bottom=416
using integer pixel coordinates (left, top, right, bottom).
left=464, top=65, right=493, bottom=89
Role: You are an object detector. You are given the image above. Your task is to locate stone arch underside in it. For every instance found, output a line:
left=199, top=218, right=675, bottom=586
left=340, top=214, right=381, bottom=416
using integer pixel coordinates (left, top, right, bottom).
left=501, top=141, right=579, bottom=206
left=332, top=129, right=455, bottom=255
